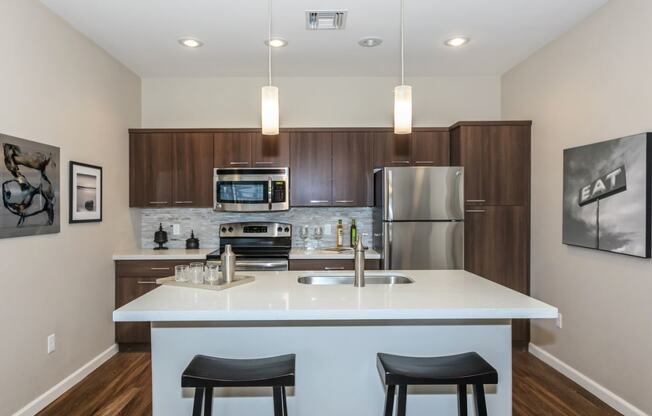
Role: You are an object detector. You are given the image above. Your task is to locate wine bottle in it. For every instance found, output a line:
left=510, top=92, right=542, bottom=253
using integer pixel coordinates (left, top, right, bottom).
left=350, top=219, right=357, bottom=248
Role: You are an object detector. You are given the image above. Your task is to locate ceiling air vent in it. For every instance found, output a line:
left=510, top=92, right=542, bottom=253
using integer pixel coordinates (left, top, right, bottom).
left=305, top=10, right=347, bottom=30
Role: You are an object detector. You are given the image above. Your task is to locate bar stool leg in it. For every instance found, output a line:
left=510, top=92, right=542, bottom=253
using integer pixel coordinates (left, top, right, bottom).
left=281, top=387, right=288, bottom=416
left=192, top=388, right=204, bottom=416
left=273, top=386, right=283, bottom=416
left=383, top=385, right=396, bottom=416
left=396, top=385, right=407, bottom=416
left=473, top=384, right=488, bottom=416
left=457, top=384, right=468, bottom=416
left=204, top=387, right=213, bottom=416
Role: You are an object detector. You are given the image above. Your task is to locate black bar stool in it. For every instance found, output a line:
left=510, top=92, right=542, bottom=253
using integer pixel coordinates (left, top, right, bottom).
left=377, top=352, right=498, bottom=416
left=181, top=353, right=295, bottom=416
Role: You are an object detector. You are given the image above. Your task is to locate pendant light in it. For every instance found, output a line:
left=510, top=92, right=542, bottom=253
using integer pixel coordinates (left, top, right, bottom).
left=394, top=0, right=412, bottom=134
left=261, top=0, right=279, bottom=135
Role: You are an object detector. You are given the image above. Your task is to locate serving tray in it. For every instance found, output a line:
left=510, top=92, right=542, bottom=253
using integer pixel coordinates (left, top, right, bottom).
left=156, top=275, right=255, bottom=291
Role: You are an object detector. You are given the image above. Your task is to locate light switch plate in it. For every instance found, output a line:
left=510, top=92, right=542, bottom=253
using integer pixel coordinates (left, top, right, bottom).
left=172, top=224, right=181, bottom=235
left=47, top=334, right=56, bottom=354
left=324, top=224, right=332, bottom=235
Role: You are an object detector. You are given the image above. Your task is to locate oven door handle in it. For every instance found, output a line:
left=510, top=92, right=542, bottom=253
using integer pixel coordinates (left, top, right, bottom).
left=236, top=260, right=289, bottom=271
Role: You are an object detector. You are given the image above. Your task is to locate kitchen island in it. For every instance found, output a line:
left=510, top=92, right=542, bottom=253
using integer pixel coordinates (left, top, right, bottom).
left=113, top=270, right=556, bottom=415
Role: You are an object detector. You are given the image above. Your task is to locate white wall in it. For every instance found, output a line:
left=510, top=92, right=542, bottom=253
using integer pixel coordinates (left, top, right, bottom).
left=0, top=1, right=141, bottom=414
left=502, top=0, right=652, bottom=413
left=142, top=76, right=501, bottom=127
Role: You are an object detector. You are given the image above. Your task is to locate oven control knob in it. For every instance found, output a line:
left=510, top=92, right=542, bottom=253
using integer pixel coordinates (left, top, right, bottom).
left=284, top=227, right=290, bottom=232
left=221, top=227, right=226, bottom=233
left=228, top=227, right=233, bottom=232
left=277, top=227, right=283, bottom=232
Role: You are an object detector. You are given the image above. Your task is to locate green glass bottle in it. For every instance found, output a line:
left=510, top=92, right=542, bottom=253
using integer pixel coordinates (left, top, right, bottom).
left=350, top=219, right=357, bottom=248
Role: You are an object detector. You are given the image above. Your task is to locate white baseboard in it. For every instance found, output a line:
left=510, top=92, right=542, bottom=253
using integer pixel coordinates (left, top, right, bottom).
left=12, top=344, right=119, bottom=416
left=529, top=343, right=648, bottom=416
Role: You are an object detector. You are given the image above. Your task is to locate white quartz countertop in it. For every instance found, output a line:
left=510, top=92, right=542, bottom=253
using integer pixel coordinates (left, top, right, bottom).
left=112, top=248, right=213, bottom=261
left=113, top=270, right=557, bottom=322
left=113, top=248, right=381, bottom=261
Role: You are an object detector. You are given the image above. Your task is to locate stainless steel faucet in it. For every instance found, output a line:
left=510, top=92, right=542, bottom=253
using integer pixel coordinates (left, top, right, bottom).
left=354, top=236, right=365, bottom=287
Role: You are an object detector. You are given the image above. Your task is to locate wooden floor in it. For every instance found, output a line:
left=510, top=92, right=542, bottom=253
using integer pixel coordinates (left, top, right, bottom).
left=38, top=351, right=621, bottom=416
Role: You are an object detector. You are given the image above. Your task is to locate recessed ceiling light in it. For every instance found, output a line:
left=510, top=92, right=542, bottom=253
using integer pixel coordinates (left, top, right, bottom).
left=444, top=37, right=470, bottom=47
left=358, top=37, right=383, bottom=48
left=178, top=38, right=203, bottom=48
left=264, top=38, right=288, bottom=48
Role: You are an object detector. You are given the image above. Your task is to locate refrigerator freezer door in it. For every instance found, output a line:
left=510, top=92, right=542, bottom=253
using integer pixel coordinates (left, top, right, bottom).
left=381, top=167, right=464, bottom=221
left=383, top=221, right=464, bottom=270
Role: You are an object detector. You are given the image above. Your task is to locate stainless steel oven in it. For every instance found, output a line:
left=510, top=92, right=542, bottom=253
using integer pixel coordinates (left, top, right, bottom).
left=213, top=168, right=289, bottom=212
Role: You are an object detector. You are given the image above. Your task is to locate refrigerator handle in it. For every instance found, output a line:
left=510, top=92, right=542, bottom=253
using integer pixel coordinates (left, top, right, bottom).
left=384, top=223, right=392, bottom=270
left=386, top=169, right=393, bottom=220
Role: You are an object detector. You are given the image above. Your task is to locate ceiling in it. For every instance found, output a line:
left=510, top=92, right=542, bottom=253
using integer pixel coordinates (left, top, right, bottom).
left=40, top=0, right=608, bottom=77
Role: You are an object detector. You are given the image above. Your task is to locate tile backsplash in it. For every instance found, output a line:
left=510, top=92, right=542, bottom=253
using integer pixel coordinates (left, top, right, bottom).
left=141, top=207, right=374, bottom=249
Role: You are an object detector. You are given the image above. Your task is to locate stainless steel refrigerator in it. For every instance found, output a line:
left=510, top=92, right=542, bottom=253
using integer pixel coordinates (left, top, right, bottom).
left=373, top=166, right=464, bottom=270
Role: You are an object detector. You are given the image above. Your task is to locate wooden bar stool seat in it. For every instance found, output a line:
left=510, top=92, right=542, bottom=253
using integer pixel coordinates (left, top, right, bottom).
left=182, top=354, right=295, bottom=416
left=377, top=352, right=498, bottom=416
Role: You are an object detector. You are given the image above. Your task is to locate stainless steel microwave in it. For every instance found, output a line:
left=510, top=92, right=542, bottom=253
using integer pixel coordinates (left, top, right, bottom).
left=213, top=168, right=290, bottom=212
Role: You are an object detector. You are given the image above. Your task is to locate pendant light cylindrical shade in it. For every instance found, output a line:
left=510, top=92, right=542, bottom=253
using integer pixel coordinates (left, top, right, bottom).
left=261, top=85, right=279, bottom=135
left=394, top=85, right=412, bottom=134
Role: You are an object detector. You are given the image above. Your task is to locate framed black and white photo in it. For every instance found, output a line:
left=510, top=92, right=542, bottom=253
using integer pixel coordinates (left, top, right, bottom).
left=1, top=133, right=60, bottom=239
left=563, top=133, right=651, bottom=258
left=69, top=162, right=102, bottom=223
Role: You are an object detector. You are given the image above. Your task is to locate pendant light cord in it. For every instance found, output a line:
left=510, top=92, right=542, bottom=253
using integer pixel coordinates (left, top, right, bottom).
left=268, top=0, right=272, bottom=86
left=400, top=0, right=404, bottom=85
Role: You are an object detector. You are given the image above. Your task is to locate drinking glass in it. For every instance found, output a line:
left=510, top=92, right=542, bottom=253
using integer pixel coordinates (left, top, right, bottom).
left=313, top=226, right=324, bottom=249
left=189, top=262, right=204, bottom=284
left=175, top=265, right=188, bottom=282
left=299, top=225, right=310, bottom=249
left=205, top=263, right=220, bottom=284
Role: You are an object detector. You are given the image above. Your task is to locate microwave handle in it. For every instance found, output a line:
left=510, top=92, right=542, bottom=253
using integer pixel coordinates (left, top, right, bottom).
left=268, top=178, right=273, bottom=210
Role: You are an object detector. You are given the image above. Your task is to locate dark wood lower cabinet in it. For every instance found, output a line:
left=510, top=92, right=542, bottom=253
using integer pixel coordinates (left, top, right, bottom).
left=115, top=260, right=193, bottom=346
left=289, top=259, right=380, bottom=271
left=465, top=205, right=530, bottom=342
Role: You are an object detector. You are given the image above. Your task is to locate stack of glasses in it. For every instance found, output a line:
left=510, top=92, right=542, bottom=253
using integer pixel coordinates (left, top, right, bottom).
left=174, top=263, right=221, bottom=285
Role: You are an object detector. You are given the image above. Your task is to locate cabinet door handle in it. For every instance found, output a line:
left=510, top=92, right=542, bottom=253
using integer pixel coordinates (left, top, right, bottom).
left=254, top=161, right=273, bottom=165
left=150, top=267, right=171, bottom=271
left=466, top=199, right=486, bottom=203
left=324, top=267, right=345, bottom=270
left=414, top=161, right=434, bottom=164
left=229, top=161, right=249, bottom=165
left=309, top=200, right=329, bottom=204
left=391, top=160, right=410, bottom=164
left=137, top=281, right=158, bottom=285
left=174, top=201, right=193, bottom=204
left=465, top=210, right=486, bottom=213
left=335, top=200, right=354, bottom=203
left=148, top=201, right=168, bottom=205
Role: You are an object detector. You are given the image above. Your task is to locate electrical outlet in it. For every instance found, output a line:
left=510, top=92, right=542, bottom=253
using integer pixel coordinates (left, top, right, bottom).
left=47, top=334, right=56, bottom=354
left=323, top=224, right=332, bottom=235
left=172, top=224, right=181, bottom=235
left=556, top=313, right=563, bottom=329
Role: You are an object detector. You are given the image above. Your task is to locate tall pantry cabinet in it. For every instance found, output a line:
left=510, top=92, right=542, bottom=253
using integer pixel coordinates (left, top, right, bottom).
left=450, top=121, right=532, bottom=345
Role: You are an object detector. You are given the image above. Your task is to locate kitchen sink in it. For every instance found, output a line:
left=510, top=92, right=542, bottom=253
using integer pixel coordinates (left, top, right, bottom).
left=297, top=274, right=414, bottom=285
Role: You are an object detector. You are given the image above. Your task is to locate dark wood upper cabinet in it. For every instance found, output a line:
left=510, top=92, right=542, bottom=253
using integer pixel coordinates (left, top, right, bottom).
left=290, top=131, right=333, bottom=206
left=373, top=131, right=411, bottom=167
left=332, top=132, right=373, bottom=207
left=129, top=133, right=172, bottom=208
left=482, top=126, right=530, bottom=206
left=410, top=131, right=450, bottom=166
left=214, top=132, right=252, bottom=168
left=451, top=123, right=530, bottom=205
left=251, top=132, right=290, bottom=167
left=172, top=133, right=214, bottom=208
